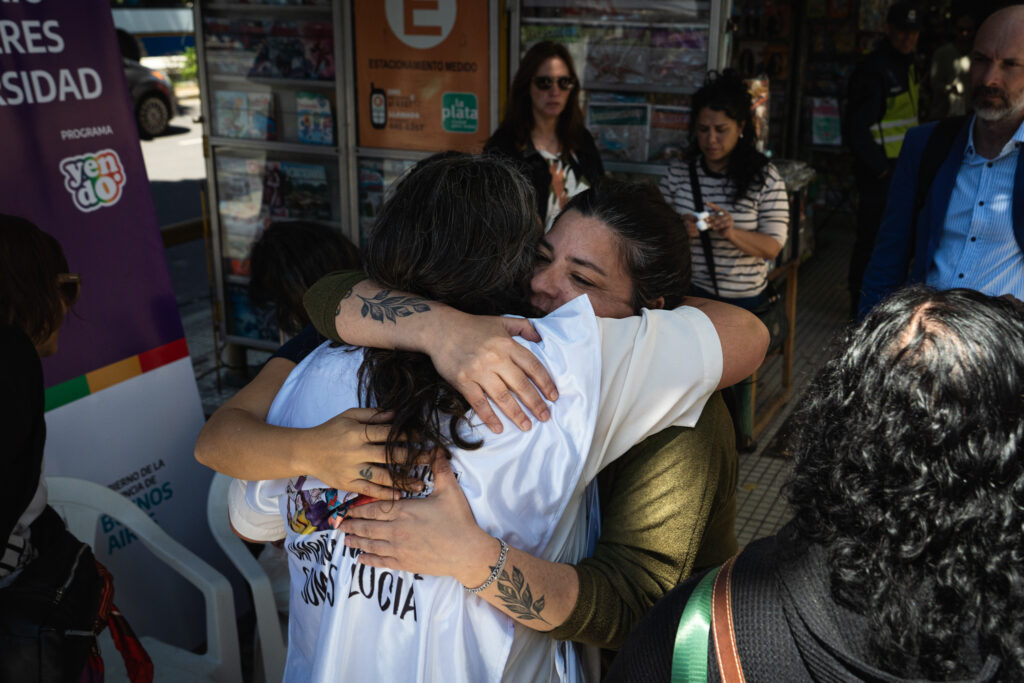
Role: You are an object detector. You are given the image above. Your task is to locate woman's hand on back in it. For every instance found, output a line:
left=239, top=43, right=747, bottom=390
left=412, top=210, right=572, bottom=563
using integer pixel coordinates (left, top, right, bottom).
left=338, top=457, right=495, bottom=586
left=300, top=407, right=430, bottom=497
left=428, top=313, right=559, bottom=434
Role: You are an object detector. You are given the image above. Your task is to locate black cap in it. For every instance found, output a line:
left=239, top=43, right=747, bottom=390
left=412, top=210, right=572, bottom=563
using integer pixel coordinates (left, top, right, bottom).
left=887, top=1, right=922, bottom=30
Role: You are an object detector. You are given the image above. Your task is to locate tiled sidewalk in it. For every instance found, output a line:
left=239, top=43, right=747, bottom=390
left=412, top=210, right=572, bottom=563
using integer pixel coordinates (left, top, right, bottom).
left=734, top=214, right=856, bottom=547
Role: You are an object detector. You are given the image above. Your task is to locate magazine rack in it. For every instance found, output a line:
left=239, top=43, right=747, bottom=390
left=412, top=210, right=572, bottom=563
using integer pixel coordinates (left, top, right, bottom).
left=195, top=0, right=353, bottom=353
left=195, top=0, right=500, bottom=359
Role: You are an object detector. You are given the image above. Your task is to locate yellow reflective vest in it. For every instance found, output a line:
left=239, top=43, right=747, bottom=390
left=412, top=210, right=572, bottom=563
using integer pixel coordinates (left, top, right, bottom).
left=872, top=67, right=919, bottom=159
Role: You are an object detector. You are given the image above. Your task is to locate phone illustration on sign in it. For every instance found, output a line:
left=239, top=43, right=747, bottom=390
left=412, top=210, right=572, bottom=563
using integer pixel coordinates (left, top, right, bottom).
left=370, top=83, right=387, bottom=129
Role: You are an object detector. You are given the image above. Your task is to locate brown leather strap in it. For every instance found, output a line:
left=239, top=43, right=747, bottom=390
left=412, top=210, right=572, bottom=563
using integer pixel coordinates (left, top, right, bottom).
left=711, top=553, right=746, bottom=683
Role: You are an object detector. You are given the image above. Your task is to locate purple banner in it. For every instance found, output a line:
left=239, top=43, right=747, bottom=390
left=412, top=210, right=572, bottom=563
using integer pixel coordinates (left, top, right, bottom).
left=0, top=2, right=184, bottom=387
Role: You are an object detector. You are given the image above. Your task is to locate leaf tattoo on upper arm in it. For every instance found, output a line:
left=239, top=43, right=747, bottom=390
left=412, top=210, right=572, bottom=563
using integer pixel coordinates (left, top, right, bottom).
left=493, top=565, right=549, bottom=623
left=357, top=290, right=431, bottom=324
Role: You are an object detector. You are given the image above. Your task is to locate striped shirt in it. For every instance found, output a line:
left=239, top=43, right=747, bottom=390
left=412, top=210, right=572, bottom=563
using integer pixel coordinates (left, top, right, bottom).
left=660, top=158, right=789, bottom=298
left=926, top=115, right=1024, bottom=300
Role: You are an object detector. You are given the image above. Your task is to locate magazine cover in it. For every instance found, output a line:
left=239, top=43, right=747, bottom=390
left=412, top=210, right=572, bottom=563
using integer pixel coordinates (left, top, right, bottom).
left=247, top=92, right=277, bottom=139
left=222, top=222, right=262, bottom=261
left=227, top=282, right=278, bottom=342
left=583, top=27, right=649, bottom=87
left=281, top=161, right=331, bottom=219
left=248, top=20, right=334, bottom=80
left=260, top=161, right=288, bottom=218
left=648, top=106, right=690, bottom=162
left=216, top=156, right=265, bottom=224
left=225, top=257, right=251, bottom=277
left=587, top=101, right=650, bottom=162
left=357, top=162, right=385, bottom=244
left=297, top=91, right=334, bottom=145
left=213, top=91, right=276, bottom=140
left=648, top=28, right=707, bottom=90
left=204, top=18, right=262, bottom=76
left=810, top=97, right=842, bottom=145
left=301, top=24, right=334, bottom=80
left=214, top=91, right=251, bottom=138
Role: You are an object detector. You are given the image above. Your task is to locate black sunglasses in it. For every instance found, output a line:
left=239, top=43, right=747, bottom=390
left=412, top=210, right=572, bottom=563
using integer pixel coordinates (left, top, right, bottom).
left=58, top=273, right=81, bottom=306
left=532, top=75, right=576, bottom=91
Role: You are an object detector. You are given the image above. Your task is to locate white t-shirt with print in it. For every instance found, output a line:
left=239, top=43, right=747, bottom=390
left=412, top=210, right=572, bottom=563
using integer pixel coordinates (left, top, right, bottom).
left=232, top=296, right=722, bottom=683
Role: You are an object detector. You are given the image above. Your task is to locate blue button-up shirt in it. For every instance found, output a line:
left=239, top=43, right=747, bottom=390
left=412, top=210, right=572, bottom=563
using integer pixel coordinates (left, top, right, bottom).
left=927, top=115, right=1024, bottom=299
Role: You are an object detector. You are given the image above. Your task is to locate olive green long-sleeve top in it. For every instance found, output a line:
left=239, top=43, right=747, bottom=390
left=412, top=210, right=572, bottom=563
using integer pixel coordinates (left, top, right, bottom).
left=303, top=272, right=739, bottom=649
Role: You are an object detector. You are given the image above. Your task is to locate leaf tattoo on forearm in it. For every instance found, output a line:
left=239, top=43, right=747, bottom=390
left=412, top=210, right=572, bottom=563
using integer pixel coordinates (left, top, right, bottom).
left=494, top=565, right=549, bottom=623
left=357, top=290, right=431, bottom=324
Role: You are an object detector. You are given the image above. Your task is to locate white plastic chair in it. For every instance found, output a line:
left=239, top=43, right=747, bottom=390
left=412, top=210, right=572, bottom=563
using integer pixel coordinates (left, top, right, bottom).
left=206, top=472, right=286, bottom=683
left=46, top=476, right=242, bottom=683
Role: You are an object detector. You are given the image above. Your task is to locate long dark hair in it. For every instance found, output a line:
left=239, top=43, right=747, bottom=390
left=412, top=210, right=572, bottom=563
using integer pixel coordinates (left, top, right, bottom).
left=783, top=286, right=1024, bottom=679
left=499, top=41, right=586, bottom=155
left=689, top=70, right=769, bottom=203
left=358, top=153, right=540, bottom=489
left=560, top=180, right=691, bottom=311
left=248, top=220, right=361, bottom=336
left=0, top=213, right=73, bottom=345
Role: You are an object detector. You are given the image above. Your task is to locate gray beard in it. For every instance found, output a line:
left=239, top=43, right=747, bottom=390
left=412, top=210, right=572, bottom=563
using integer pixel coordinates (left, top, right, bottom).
left=973, top=89, right=1024, bottom=122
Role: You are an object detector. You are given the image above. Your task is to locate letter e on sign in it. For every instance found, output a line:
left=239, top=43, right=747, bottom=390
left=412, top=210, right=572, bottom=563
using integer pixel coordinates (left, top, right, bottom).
left=385, top=0, right=456, bottom=49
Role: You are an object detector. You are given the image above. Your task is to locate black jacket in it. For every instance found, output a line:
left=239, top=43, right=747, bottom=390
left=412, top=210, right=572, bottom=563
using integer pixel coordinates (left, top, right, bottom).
left=606, top=530, right=1002, bottom=682
left=1, top=323, right=46, bottom=545
left=845, top=41, right=918, bottom=177
left=484, top=126, right=605, bottom=223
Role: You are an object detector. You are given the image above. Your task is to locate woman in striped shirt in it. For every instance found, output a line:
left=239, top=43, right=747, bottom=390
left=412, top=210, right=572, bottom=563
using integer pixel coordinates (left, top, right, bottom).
left=659, top=70, right=790, bottom=450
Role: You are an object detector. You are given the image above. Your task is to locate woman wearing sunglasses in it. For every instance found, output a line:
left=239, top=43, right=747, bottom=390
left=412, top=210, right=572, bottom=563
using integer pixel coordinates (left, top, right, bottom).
left=485, top=41, right=604, bottom=229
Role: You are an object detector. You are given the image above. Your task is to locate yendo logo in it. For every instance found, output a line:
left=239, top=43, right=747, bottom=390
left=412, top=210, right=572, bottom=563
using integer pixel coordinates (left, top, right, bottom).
left=385, top=0, right=456, bottom=49
left=59, top=149, right=126, bottom=212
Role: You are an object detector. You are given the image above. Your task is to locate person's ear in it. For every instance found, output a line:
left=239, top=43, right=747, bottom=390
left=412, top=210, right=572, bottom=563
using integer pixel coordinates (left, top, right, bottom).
left=647, top=296, right=666, bottom=310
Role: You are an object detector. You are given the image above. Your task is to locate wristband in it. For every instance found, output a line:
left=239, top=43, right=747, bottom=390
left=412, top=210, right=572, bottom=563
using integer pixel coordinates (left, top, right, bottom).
left=466, top=537, right=509, bottom=594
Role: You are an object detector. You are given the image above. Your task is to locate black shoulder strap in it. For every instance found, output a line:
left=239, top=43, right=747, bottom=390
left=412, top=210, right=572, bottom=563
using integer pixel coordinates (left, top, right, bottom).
left=914, top=116, right=966, bottom=229
left=689, top=158, right=720, bottom=297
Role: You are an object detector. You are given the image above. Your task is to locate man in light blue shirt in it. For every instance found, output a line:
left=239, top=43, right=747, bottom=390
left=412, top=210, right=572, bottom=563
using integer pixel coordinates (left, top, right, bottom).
left=859, top=5, right=1024, bottom=318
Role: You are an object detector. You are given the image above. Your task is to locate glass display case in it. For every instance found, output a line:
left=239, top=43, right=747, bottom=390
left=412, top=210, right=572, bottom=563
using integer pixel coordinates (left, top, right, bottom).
left=196, top=0, right=353, bottom=350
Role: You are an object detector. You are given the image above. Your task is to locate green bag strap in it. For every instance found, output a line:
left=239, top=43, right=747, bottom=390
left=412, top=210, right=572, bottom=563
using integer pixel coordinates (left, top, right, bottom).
left=671, top=566, right=720, bottom=683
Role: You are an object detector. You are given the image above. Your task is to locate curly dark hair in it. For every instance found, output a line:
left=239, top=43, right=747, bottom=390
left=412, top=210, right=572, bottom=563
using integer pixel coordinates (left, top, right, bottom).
left=0, top=213, right=74, bottom=345
left=358, top=153, right=540, bottom=490
left=498, top=41, right=586, bottom=156
left=560, top=179, right=691, bottom=311
left=783, top=286, right=1024, bottom=680
left=689, top=70, right=770, bottom=203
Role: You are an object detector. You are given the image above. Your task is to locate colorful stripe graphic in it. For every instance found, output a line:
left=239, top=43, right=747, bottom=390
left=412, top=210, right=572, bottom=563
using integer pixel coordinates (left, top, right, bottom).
left=45, top=338, right=189, bottom=412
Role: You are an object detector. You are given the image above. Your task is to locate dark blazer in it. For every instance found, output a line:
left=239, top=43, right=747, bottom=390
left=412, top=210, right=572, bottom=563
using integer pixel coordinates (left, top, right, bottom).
left=858, top=118, right=1024, bottom=318
left=484, top=126, right=605, bottom=223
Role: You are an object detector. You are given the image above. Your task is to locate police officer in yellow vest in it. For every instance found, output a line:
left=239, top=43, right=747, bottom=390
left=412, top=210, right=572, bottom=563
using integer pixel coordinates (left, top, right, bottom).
left=845, top=0, right=920, bottom=315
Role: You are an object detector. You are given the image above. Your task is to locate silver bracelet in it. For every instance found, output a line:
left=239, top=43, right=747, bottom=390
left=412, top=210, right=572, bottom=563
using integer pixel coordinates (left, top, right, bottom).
left=466, top=538, right=509, bottom=594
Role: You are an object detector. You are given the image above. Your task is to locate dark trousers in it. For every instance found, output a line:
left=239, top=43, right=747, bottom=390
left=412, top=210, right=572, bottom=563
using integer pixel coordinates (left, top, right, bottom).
left=848, top=161, right=896, bottom=310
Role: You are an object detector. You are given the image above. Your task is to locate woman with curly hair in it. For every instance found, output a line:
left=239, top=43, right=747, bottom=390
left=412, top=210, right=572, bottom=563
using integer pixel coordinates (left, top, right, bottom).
left=608, top=285, right=1024, bottom=682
